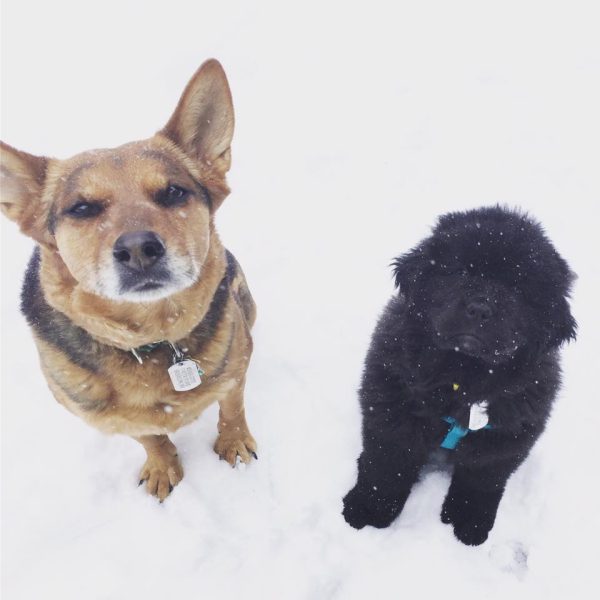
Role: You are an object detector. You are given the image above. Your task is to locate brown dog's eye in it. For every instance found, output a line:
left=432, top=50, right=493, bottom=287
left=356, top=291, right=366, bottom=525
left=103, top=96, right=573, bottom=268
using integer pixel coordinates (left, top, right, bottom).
left=65, top=201, right=105, bottom=219
left=156, top=184, right=190, bottom=207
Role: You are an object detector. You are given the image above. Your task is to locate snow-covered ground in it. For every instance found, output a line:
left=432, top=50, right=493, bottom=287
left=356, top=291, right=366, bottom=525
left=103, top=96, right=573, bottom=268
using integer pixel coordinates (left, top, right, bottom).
left=2, top=1, right=599, bottom=598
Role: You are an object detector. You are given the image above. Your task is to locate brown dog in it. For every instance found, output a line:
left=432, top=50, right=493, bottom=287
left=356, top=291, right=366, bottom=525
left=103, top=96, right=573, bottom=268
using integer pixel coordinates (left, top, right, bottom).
left=0, top=60, right=257, bottom=500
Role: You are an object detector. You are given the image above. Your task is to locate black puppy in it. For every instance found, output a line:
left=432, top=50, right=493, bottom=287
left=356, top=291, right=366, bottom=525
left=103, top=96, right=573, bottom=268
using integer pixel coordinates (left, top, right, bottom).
left=343, top=206, right=576, bottom=545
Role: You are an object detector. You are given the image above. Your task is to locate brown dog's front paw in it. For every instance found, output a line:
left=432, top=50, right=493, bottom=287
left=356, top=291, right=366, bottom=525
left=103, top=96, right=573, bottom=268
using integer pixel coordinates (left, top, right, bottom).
left=214, top=432, right=257, bottom=467
left=138, top=450, right=184, bottom=502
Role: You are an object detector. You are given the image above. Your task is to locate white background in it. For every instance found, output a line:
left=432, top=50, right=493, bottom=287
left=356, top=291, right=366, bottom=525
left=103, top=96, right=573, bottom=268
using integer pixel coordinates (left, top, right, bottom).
left=1, top=1, right=599, bottom=598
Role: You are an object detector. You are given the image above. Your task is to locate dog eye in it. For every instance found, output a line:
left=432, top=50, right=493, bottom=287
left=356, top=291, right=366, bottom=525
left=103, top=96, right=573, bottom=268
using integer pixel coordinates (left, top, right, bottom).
left=65, top=201, right=104, bottom=219
left=156, top=184, right=190, bottom=207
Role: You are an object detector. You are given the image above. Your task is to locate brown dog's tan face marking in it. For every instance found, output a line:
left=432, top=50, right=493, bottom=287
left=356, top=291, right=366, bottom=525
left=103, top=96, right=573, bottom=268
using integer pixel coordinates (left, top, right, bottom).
left=46, top=140, right=212, bottom=301
left=1, top=59, right=234, bottom=303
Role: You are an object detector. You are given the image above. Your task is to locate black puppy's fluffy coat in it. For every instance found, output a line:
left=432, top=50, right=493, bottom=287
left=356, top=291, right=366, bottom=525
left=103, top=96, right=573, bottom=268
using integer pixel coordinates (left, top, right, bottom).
left=342, top=206, right=576, bottom=545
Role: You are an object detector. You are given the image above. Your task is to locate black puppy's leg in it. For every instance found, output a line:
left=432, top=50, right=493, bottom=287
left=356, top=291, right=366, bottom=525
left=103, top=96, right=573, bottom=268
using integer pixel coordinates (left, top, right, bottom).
left=343, top=418, right=428, bottom=530
left=441, top=457, right=521, bottom=545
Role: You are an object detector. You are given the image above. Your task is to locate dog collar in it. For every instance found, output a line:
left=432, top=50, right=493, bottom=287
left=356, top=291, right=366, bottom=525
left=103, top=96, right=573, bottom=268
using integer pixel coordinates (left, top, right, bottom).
left=130, top=340, right=186, bottom=365
left=130, top=340, right=171, bottom=364
left=130, top=341, right=164, bottom=362
left=130, top=341, right=204, bottom=392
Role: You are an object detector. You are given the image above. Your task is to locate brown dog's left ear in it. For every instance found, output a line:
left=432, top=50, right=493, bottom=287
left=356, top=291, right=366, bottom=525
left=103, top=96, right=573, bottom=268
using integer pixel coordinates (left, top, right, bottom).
left=0, top=141, right=53, bottom=245
left=161, top=59, right=234, bottom=176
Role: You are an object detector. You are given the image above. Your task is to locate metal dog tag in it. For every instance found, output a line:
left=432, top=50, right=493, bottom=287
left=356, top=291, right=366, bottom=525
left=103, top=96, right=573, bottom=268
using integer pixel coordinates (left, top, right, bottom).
left=469, top=401, right=489, bottom=430
left=168, top=360, right=202, bottom=392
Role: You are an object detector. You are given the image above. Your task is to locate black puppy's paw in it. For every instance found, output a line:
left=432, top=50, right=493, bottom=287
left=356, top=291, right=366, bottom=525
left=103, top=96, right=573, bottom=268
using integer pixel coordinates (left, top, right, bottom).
left=342, top=485, right=401, bottom=530
left=452, top=518, right=491, bottom=546
left=441, top=493, right=495, bottom=546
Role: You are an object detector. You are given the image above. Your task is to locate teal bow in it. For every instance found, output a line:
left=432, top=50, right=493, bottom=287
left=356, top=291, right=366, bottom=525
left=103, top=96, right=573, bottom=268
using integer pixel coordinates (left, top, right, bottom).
left=440, top=416, right=492, bottom=450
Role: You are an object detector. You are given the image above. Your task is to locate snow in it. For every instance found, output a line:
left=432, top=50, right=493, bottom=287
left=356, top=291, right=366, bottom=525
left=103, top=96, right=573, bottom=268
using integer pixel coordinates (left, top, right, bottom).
left=1, top=1, right=599, bottom=598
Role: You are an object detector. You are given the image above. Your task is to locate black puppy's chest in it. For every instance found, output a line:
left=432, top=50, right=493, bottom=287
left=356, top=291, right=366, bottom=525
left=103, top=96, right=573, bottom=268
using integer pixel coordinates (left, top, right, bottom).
left=411, top=381, right=489, bottom=421
left=438, top=384, right=488, bottom=423
left=405, top=382, right=496, bottom=449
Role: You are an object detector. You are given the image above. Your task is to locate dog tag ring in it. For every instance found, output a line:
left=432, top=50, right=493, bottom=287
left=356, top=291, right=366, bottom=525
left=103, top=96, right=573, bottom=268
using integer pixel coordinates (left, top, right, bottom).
left=168, top=360, right=202, bottom=391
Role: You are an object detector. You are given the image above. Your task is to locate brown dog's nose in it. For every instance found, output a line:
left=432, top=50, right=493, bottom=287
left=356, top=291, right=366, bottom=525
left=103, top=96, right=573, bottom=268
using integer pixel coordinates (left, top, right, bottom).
left=466, top=299, right=492, bottom=322
left=113, top=231, right=166, bottom=271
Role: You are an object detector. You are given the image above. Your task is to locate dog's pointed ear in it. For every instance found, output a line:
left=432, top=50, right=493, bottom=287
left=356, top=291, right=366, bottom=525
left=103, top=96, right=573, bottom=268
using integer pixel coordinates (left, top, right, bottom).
left=1, top=141, right=53, bottom=245
left=161, top=59, right=234, bottom=176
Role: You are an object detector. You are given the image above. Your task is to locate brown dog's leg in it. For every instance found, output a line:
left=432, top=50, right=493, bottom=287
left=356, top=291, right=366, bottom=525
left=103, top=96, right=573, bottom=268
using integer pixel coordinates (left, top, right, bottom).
left=213, top=381, right=257, bottom=466
left=135, top=434, right=184, bottom=501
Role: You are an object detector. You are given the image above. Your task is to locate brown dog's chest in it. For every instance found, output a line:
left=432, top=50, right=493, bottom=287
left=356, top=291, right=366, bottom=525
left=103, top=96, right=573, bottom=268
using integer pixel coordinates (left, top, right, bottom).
left=38, top=307, right=247, bottom=436
left=106, top=338, right=237, bottom=426
left=28, top=242, right=254, bottom=437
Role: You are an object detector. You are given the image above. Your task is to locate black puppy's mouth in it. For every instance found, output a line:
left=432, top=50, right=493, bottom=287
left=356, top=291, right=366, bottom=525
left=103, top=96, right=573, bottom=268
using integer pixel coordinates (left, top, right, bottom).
left=451, top=334, right=483, bottom=355
left=436, top=333, right=487, bottom=358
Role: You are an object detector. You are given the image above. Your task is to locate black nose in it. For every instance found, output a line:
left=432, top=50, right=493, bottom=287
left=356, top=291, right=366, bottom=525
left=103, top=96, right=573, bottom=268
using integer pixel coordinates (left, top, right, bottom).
left=113, top=231, right=166, bottom=271
left=466, top=299, right=492, bottom=322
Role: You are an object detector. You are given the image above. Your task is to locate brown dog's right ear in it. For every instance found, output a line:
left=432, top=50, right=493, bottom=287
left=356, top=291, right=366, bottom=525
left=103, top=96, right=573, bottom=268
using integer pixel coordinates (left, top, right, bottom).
left=1, top=141, right=53, bottom=245
left=161, top=59, right=234, bottom=177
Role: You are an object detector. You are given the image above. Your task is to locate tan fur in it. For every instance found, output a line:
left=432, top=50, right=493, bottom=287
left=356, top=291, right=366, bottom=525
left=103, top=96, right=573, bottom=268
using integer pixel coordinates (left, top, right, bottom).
left=0, top=60, right=257, bottom=500
left=136, top=435, right=184, bottom=501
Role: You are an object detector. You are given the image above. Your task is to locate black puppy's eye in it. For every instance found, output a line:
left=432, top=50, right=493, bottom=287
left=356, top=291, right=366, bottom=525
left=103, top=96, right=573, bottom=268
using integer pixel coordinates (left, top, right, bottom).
left=156, top=184, right=190, bottom=207
left=65, top=201, right=104, bottom=219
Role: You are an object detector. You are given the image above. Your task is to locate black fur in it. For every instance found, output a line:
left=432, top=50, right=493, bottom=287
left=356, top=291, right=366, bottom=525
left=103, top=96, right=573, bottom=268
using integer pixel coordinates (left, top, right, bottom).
left=21, top=248, right=103, bottom=372
left=342, top=206, right=576, bottom=545
left=187, top=249, right=236, bottom=355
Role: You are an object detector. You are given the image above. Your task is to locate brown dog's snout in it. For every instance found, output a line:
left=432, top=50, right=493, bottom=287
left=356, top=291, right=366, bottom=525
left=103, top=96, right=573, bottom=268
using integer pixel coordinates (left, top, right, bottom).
left=113, top=231, right=166, bottom=271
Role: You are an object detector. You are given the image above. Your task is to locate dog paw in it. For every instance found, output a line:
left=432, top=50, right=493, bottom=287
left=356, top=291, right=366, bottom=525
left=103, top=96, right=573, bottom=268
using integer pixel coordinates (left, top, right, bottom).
left=214, top=432, right=257, bottom=467
left=138, top=450, right=184, bottom=502
left=451, top=518, right=491, bottom=546
left=441, top=495, right=494, bottom=546
left=342, top=485, right=401, bottom=530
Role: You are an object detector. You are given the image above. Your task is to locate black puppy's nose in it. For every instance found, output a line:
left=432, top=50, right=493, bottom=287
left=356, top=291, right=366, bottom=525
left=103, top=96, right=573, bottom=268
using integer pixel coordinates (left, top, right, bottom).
left=113, top=231, right=166, bottom=271
left=466, top=300, right=492, bottom=322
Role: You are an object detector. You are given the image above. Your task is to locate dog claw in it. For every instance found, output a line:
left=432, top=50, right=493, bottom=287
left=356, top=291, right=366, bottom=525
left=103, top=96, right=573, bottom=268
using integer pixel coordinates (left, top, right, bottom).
left=213, top=433, right=258, bottom=467
left=137, top=443, right=183, bottom=501
left=251, top=451, right=258, bottom=460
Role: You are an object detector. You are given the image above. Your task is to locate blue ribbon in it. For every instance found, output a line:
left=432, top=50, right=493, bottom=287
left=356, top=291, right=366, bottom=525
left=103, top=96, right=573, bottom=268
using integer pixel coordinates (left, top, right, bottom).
left=440, top=416, right=492, bottom=450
